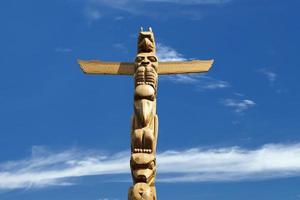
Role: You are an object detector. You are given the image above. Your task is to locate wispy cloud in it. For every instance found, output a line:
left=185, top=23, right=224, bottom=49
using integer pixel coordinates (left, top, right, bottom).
left=83, top=0, right=233, bottom=21
left=1, top=143, right=300, bottom=190
left=144, top=0, right=232, bottom=5
left=163, top=74, right=230, bottom=90
left=159, top=143, right=300, bottom=182
left=83, top=6, right=102, bottom=23
left=114, top=16, right=124, bottom=21
left=157, top=43, right=229, bottom=90
left=258, top=68, right=277, bottom=83
left=113, top=43, right=128, bottom=53
left=92, top=0, right=232, bottom=8
left=157, top=43, right=186, bottom=62
left=221, top=98, right=255, bottom=113
left=0, top=146, right=128, bottom=190
left=55, top=47, right=72, bottom=53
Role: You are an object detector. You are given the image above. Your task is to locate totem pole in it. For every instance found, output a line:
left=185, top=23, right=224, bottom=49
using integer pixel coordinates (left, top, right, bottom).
left=129, top=28, right=158, bottom=199
left=78, top=28, right=213, bottom=200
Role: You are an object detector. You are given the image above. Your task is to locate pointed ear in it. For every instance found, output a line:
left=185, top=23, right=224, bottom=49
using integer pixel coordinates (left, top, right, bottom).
left=140, top=27, right=144, bottom=32
left=149, top=27, right=152, bottom=32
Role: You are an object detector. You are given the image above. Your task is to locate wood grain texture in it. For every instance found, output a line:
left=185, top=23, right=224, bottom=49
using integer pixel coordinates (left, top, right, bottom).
left=158, top=60, right=214, bottom=74
left=78, top=60, right=135, bottom=75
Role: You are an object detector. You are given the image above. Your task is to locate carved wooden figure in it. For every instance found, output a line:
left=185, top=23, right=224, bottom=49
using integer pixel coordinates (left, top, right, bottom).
left=78, top=27, right=213, bottom=200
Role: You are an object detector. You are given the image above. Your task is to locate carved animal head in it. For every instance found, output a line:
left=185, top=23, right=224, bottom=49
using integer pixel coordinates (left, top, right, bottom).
left=130, top=153, right=156, bottom=184
left=138, top=28, right=155, bottom=54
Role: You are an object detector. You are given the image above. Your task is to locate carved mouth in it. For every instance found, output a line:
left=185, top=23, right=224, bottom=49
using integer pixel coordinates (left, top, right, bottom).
left=133, top=169, right=155, bottom=183
left=136, top=175, right=147, bottom=183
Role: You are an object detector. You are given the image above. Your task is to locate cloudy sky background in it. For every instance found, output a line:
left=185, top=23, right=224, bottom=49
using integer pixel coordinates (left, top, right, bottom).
left=1, top=0, right=300, bottom=199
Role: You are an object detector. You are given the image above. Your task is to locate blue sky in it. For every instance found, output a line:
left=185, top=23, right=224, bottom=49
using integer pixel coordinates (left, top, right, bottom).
left=1, top=0, right=300, bottom=199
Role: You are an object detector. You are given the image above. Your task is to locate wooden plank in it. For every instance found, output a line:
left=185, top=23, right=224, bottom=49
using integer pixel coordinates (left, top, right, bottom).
left=78, top=59, right=214, bottom=75
left=78, top=60, right=135, bottom=75
left=157, top=60, right=214, bottom=75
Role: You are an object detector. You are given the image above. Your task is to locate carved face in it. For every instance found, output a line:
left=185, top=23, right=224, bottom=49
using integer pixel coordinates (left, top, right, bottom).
left=135, top=54, right=158, bottom=71
left=130, top=153, right=156, bottom=184
left=134, top=53, right=158, bottom=100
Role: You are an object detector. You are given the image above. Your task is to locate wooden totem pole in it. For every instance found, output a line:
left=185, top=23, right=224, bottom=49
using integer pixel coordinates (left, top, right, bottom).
left=78, top=27, right=213, bottom=200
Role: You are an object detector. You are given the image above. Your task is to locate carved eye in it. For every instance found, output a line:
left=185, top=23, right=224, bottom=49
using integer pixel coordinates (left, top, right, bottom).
left=147, top=56, right=157, bottom=62
left=135, top=56, right=144, bottom=62
left=149, top=161, right=155, bottom=169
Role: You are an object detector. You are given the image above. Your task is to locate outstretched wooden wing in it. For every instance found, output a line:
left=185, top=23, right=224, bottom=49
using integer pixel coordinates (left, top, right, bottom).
left=158, top=60, right=214, bottom=75
left=78, top=59, right=213, bottom=75
left=78, top=60, right=135, bottom=75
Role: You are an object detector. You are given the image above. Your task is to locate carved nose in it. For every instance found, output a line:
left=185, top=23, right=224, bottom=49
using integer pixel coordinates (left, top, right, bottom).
left=141, top=61, right=150, bottom=65
left=139, top=190, right=144, bottom=196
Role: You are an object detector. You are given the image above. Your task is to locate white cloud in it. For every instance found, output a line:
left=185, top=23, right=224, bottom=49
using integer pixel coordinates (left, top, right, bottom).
left=258, top=68, right=277, bottom=83
left=197, top=76, right=230, bottom=89
left=163, top=74, right=198, bottom=84
left=157, top=43, right=186, bottom=62
left=114, top=16, right=124, bottom=20
left=0, top=146, right=129, bottom=190
left=144, top=0, right=232, bottom=5
left=1, top=143, right=300, bottom=189
left=113, top=43, right=128, bottom=53
left=163, top=74, right=230, bottom=90
left=92, top=0, right=232, bottom=8
left=83, top=6, right=102, bottom=22
left=84, top=0, right=233, bottom=20
left=221, top=98, right=255, bottom=113
left=55, top=48, right=72, bottom=53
